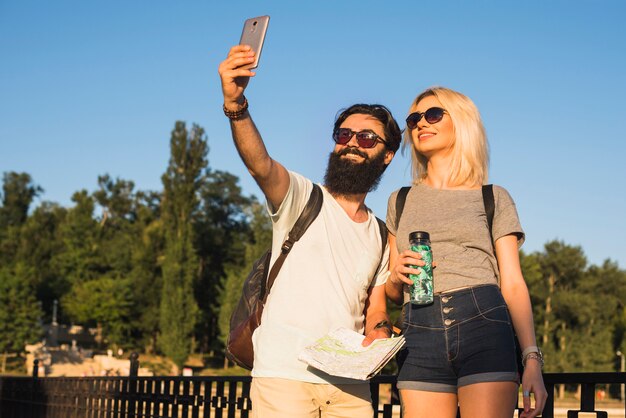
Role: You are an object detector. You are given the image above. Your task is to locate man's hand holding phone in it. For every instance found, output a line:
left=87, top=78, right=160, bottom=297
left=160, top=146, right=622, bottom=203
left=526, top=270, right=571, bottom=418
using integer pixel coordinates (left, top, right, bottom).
left=219, top=16, right=269, bottom=112
left=218, top=45, right=257, bottom=109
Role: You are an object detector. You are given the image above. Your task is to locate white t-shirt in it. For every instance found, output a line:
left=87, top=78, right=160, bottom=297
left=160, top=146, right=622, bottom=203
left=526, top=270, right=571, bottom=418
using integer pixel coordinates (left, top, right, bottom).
left=251, top=171, right=389, bottom=384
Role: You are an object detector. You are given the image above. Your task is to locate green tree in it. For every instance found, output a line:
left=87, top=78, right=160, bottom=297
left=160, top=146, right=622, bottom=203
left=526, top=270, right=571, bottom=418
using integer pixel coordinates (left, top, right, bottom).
left=0, top=264, right=43, bottom=356
left=58, top=177, right=142, bottom=348
left=534, top=241, right=587, bottom=369
left=15, top=202, right=67, bottom=321
left=92, top=175, right=138, bottom=276
left=522, top=242, right=626, bottom=399
left=585, top=259, right=626, bottom=369
left=0, top=172, right=42, bottom=229
left=0, top=172, right=43, bottom=270
left=159, top=122, right=207, bottom=372
left=195, top=169, right=252, bottom=353
left=0, top=173, right=65, bottom=322
left=0, top=172, right=44, bottom=365
left=93, top=174, right=137, bottom=226
left=62, top=276, right=134, bottom=347
left=129, top=191, right=164, bottom=353
left=526, top=241, right=588, bottom=398
left=54, top=190, right=101, bottom=287
left=55, top=190, right=102, bottom=332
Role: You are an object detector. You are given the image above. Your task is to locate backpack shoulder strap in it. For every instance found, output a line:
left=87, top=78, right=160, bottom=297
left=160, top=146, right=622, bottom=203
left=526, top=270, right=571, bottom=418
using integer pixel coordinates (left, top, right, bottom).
left=482, top=184, right=500, bottom=278
left=264, top=184, right=323, bottom=298
left=482, top=184, right=495, bottom=242
left=375, top=217, right=388, bottom=251
left=371, top=216, right=388, bottom=279
left=395, top=186, right=411, bottom=229
left=284, top=184, right=323, bottom=245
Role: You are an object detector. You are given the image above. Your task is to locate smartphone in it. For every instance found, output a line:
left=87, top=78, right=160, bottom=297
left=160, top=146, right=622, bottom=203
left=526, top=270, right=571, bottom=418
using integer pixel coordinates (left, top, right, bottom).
left=239, top=15, right=270, bottom=70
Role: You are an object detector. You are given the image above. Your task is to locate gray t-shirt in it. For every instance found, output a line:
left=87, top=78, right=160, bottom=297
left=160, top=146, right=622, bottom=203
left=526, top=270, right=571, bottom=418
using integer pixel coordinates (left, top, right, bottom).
left=386, top=183, right=524, bottom=294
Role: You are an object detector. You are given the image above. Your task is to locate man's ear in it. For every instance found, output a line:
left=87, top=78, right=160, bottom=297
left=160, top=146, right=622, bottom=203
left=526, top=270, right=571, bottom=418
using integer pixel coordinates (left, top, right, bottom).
left=384, top=150, right=395, bottom=165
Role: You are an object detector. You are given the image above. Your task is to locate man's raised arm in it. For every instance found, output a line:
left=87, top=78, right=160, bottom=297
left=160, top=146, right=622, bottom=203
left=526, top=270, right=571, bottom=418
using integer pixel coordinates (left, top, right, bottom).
left=218, top=45, right=290, bottom=209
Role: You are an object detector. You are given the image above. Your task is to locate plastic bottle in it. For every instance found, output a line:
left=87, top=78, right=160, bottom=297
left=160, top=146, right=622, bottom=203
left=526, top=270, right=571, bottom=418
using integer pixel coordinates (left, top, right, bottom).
left=408, top=231, right=433, bottom=305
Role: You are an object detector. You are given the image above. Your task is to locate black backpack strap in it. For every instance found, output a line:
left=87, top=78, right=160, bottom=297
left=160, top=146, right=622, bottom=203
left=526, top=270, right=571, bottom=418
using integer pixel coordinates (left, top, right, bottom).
left=376, top=217, right=388, bottom=253
left=263, top=184, right=323, bottom=300
left=482, top=184, right=495, bottom=240
left=374, top=217, right=388, bottom=277
left=284, top=184, right=323, bottom=246
left=482, top=184, right=500, bottom=275
left=394, top=186, right=411, bottom=229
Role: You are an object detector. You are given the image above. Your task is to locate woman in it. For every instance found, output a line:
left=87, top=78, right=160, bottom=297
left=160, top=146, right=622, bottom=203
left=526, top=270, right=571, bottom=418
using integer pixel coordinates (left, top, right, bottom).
left=386, top=87, right=547, bottom=418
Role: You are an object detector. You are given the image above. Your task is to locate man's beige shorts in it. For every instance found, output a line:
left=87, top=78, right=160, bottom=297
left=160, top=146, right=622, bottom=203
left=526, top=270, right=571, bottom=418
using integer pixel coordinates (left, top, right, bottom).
left=250, top=377, right=373, bottom=418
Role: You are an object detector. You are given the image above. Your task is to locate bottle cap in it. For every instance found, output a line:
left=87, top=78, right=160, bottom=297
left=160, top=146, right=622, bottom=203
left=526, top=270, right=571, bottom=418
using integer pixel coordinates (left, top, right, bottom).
left=409, top=231, right=430, bottom=241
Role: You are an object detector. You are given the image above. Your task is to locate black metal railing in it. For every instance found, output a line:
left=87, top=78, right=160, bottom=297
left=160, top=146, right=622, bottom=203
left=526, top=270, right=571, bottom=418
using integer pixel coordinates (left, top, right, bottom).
left=1, top=356, right=624, bottom=418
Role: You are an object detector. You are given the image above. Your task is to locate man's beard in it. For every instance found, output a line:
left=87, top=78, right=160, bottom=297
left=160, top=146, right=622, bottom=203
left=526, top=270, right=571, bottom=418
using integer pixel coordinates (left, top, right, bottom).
left=323, top=147, right=388, bottom=195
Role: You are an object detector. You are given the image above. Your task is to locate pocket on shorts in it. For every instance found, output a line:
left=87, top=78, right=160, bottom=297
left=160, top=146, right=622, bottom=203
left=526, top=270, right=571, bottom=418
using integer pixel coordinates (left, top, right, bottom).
left=478, top=305, right=512, bottom=324
left=472, top=287, right=511, bottom=325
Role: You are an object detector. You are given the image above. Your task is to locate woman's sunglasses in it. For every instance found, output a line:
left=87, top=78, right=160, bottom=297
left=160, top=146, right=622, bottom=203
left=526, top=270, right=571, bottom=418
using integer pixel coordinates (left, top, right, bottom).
left=332, top=128, right=387, bottom=149
left=406, top=107, right=447, bottom=129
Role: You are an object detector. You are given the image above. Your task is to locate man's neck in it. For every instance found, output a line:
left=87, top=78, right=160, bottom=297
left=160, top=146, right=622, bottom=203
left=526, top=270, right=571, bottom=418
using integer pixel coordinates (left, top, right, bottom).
left=328, top=190, right=369, bottom=223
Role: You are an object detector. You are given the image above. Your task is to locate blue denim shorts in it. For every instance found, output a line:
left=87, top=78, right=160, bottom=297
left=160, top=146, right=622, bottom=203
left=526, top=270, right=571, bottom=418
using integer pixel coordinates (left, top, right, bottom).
left=396, top=284, right=519, bottom=393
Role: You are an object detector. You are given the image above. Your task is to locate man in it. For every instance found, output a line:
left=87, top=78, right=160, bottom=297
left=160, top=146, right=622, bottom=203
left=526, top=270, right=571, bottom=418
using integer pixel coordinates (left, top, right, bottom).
left=218, top=45, right=402, bottom=418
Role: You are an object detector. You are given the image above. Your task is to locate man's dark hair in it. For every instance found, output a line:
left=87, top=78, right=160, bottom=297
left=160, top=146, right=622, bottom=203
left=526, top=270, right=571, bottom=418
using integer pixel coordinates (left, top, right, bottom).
left=333, top=104, right=402, bottom=153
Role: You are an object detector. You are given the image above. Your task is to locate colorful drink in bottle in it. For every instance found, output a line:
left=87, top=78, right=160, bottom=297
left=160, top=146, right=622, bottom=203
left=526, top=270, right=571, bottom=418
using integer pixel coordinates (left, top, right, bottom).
left=408, top=231, right=433, bottom=305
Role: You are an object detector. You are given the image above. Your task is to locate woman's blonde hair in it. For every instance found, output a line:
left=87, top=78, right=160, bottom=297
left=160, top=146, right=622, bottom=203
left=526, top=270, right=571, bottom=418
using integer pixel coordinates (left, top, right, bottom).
left=403, top=86, right=489, bottom=187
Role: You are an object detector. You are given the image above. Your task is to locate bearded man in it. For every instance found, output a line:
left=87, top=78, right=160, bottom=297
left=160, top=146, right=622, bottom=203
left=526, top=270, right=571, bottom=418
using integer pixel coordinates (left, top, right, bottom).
left=218, top=44, right=402, bottom=418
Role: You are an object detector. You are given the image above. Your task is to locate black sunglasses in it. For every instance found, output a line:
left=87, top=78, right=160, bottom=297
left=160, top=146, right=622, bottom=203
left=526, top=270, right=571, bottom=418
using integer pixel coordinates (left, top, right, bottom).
left=332, top=128, right=387, bottom=149
left=406, top=107, right=447, bottom=129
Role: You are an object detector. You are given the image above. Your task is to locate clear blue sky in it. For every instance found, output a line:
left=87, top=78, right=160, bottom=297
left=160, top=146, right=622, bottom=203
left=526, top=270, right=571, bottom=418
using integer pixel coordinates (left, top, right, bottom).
left=1, top=1, right=625, bottom=268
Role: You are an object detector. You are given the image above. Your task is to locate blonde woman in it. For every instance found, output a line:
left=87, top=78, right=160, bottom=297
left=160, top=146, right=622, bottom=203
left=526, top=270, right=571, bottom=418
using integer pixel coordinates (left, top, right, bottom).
left=386, top=87, right=547, bottom=418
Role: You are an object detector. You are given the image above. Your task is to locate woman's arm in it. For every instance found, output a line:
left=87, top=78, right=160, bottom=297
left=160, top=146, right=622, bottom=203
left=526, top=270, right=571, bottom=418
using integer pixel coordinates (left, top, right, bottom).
left=497, top=234, right=547, bottom=418
left=497, top=235, right=536, bottom=352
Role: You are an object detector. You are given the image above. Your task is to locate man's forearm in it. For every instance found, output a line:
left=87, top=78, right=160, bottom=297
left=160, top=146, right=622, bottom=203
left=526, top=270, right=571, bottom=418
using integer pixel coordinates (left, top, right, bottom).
left=227, top=109, right=289, bottom=209
left=229, top=113, right=272, bottom=180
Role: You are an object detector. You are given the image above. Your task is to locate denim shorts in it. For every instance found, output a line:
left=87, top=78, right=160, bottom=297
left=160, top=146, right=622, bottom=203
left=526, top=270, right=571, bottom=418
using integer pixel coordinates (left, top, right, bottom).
left=396, top=284, right=519, bottom=393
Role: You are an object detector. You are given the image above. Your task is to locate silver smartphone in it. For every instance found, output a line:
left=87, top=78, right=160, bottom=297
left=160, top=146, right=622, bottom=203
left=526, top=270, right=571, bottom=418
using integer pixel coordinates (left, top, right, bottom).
left=239, top=15, right=270, bottom=69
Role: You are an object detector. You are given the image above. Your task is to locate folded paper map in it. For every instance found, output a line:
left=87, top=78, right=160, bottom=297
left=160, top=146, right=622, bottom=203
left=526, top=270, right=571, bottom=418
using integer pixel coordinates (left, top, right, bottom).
left=298, top=327, right=406, bottom=380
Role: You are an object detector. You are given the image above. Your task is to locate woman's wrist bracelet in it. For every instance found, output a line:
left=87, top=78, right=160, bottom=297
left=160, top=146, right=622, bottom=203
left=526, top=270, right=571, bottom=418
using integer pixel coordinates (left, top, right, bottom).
left=521, top=345, right=539, bottom=358
left=522, top=347, right=544, bottom=369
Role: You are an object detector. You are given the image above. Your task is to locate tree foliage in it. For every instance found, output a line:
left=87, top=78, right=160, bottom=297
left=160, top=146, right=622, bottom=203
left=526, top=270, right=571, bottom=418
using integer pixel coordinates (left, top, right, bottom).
left=195, top=169, right=253, bottom=352
left=0, top=173, right=44, bottom=354
left=0, top=172, right=42, bottom=229
left=159, top=122, right=207, bottom=370
left=521, top=241, right=626, bottom=373
left=0, top=265, right=43, bottom=354
left=0, top=121, right=258, bottom=370
left=63, top=277, right=134, bottom=347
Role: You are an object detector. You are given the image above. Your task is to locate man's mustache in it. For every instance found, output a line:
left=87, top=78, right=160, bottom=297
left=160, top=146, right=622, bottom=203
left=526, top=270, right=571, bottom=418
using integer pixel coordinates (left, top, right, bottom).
left=336, top=147, right=368, bottom=159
